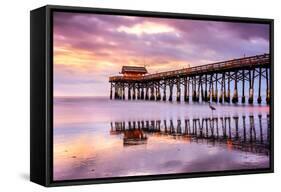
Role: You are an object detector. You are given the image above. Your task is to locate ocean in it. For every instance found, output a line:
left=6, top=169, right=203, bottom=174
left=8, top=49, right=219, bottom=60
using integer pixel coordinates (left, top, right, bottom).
left=53, top=97, right=270, bottom=181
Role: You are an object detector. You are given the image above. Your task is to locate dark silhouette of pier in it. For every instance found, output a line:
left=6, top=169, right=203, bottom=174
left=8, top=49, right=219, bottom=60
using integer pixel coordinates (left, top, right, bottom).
left=110, top=114, right=270, bottom=155
left=109, top=54, right=270, bottom=104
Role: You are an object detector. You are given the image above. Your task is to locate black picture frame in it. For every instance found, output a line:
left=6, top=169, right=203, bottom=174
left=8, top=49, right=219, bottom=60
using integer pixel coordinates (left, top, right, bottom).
left=30, top=5, right=274, bottom=187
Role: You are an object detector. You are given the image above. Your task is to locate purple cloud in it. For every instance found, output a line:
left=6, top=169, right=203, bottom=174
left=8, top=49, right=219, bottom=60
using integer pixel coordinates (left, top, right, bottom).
left=53, top=12, right=270, bottom=96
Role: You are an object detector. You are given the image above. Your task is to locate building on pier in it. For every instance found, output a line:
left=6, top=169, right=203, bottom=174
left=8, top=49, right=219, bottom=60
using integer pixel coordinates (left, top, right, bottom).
left=121, top=66, right=148, bottom=77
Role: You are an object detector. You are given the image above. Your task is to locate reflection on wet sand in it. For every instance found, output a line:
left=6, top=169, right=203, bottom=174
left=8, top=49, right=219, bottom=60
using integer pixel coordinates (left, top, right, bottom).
left=110, top=114, right=270, bottom=155
left=123, top=129, right=147, bottom=145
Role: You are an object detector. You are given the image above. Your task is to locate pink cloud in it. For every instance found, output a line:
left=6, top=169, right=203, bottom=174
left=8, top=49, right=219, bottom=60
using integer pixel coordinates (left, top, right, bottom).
left=53, top=12, right=269, bottom=96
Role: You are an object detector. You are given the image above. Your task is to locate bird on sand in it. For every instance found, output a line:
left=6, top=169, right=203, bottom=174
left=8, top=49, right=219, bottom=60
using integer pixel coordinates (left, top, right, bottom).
left=209, top=102, right=216, bottom=111
left=208, top=102, right=216, bottom=117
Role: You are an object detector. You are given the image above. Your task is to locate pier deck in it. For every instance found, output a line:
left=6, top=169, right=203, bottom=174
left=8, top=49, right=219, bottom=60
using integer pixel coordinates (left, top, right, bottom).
left=109, top=54, right=270, bottom=104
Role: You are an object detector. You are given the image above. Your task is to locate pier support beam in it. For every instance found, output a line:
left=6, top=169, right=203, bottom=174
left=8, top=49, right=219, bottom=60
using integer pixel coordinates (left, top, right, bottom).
left=141, top=87, right=144, bottom=100
left=187, top=77, right=190, bottom=102
left=156, top=82, right=161, bottom=101
left=150, top=85, right=155, bottom=100
left=169, top=83, right=173, bottom=102
left=199, top=76, right=203, bottom=102
left=110, top=83, right=113, bottom=99
left=210, top=74, right=214, bottom=102
left=225, top=72, right=230, bottom=103
left=248, top=69, right=255, bottom=104
left=184, top=77, right=188, bottom=102
left=118, top=85, right=122, bottom=100
left=241, top=70, right=245, bottom=103
left=128, top=86, right=131, bottom=100
left=232, top=71, right=238, bottom=103
left=212, top=73, right=218, bottom=102
left=114, top=84, right=118, bottom=99
left=257, top=67, right=262, bottom=104
left=219, top=73, right=225, bottom=103
left=163, top=81, right=167, bottom=101
left=145, top=86, right=149, bottom=100
left=155, top=85, right=158, bottom=100
left=184, top=77, right=190, bottom=102
left=122, top=84, right=125, bottom=100
left=266, top=68, right=270, bottom=104
left=176, top=78, right=181, bottom=102
left=132, top=84, right=136, bottom=100
left=207, top=75, right=211, bottom=102
left=137, top=86, right=141, bottom=100
left=192, top=77, right=196, bottom=102
left=204, top=74, right=208, bottom=102
left=118, top=85, right=122, bottom=99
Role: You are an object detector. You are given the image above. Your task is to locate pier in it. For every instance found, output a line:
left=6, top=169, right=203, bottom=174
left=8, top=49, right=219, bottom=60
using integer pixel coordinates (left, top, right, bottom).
left=109, top=54, right=270, bottom=104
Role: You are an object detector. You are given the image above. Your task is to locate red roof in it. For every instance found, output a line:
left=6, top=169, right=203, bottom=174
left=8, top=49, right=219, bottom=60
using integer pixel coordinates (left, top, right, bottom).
left=121, top=66, right=148, bottom=74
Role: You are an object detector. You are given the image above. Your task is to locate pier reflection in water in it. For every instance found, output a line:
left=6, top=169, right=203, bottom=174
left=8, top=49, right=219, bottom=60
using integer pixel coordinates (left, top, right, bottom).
left=110, top=114, right=270, bottom=155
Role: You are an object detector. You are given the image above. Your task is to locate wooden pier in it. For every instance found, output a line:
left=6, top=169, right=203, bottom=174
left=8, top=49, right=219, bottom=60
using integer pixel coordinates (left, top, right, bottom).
left=109, top=54, right=270, bottom=104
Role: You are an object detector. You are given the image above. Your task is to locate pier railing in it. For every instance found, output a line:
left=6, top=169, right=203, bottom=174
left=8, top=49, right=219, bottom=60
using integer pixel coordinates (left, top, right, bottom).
left=109, top=54, right=269, bottom=82
left=109, top=53, right=271, bottom=104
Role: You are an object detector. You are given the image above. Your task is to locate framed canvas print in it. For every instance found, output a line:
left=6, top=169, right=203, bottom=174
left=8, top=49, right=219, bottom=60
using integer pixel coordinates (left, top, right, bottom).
left=30, top=5, right=274, bottom=187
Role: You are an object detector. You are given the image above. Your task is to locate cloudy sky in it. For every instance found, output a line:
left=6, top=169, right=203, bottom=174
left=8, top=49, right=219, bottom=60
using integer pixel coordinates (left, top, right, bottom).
left=53, top=12, right=269, bottom=97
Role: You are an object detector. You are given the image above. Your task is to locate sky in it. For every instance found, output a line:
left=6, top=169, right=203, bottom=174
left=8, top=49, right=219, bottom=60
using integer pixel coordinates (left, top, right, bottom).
left=53, top=12, right=269, bottom=97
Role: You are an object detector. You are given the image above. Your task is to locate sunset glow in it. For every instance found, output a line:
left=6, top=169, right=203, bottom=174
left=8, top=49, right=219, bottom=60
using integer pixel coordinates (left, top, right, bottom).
left=117, top=21, right=176, bottom=35
left=53, top=12, right=269, bottom=96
